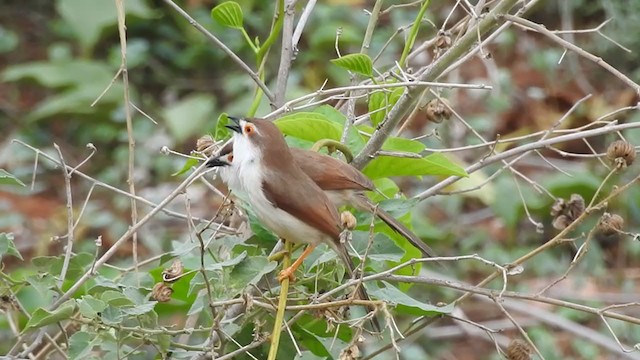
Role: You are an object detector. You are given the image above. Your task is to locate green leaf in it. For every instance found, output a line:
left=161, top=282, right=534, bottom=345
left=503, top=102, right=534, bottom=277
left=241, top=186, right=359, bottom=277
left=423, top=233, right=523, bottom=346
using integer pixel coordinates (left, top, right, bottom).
left=330, top=53, right=373, bottom=77
left=0, top=232, right=23, bottom=260
left=101, top=290, right=135, bottom=307
left=69, top=331, right=95, bottom=359
left=172, top=157, right=200, bottom=177
left=25, top=300, right=76, bottom=330
left=214, top=113, right=231, bottom=140
left=311, top=105, right=346, bottom=125
left=359, top=125, right=425, bottom=153
left=205, top=251, right=247, bottom=271
left=351, top=232, right=403, bottom=262
left=369, top=282, right=453, bottom=316
left=163, top=94, right=216, bottom=142
left=78, top=295, right=107, bottom=319
left=229, top=256, right=277, bottom=289
left=0, top=169, right=25, bottom=187
left=275, top=112, right=343, bottom=142
left=362, top=153, right=467, bottom=179
left=378, top=198, right=420, bottom=218
left=368, top=91, right=386, bottom=126
left=122, top=302, right=156, bottom=316
left=211, top=1, right=244, bottom=29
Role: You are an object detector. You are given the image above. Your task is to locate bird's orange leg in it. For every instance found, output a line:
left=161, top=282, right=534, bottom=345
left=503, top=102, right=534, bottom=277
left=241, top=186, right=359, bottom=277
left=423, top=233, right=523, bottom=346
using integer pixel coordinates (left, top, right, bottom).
left=278, top=245, right=316, bottom=282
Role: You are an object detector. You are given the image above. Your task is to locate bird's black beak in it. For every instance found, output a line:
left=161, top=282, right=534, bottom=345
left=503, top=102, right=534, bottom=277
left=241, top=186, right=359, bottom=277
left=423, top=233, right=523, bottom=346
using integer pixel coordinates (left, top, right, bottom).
left=225, top=116, right=242, bottom=133
left=206, top=156, right=231, bottom=168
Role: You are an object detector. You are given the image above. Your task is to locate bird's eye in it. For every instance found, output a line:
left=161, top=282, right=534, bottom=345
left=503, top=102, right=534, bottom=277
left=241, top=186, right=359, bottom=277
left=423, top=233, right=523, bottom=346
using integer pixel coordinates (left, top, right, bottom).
left=228, top=154, right=234, bottom=162
left=244, top=125, right=254, bottom=134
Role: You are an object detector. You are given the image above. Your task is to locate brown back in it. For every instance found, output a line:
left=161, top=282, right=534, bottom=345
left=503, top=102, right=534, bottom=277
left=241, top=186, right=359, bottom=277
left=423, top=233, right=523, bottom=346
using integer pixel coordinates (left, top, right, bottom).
left=291, top=148, right=375, bottom=191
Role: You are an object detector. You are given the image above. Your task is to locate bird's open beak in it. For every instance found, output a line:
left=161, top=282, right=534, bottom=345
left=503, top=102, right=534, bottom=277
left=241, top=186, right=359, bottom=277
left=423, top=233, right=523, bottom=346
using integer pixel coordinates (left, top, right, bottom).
left=205, top=156, right=231, bottom=168
left=225, top=116, right=242, bottom=133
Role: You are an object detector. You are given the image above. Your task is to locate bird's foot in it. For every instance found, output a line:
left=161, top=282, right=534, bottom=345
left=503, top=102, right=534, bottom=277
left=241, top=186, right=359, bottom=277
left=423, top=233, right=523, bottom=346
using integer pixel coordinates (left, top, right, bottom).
left=277, top=267, right=296, bottom=283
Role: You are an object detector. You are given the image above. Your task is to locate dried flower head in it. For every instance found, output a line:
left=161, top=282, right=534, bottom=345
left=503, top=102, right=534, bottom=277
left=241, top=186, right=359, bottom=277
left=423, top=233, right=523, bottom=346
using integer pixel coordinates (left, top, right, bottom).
left=606, top=140, right=636, bottom=169
left=341, top=211, right=357, bottom=230
left=196, top=135, right=216, bottom=156
left=162, top=260, right=184, bottom=282
left=435, top=30, right=452, bottom=50
left=506, top=339, right=532, bottom=360
left=550, top=194, right=585, bottom=230
left=339, top=344, right=360, bottom=360
left=151, top=282, right=173, bottom=302
left=424, top=98, right=452, bottom=123
left=598, top=213, right=624, bottom=236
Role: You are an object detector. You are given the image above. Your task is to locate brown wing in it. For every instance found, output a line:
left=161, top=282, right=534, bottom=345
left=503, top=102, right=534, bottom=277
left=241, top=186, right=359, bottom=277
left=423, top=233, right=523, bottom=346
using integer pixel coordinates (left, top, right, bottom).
left=261, top=169, right=342, bottom=240
left=291, top=148, right=375, bottom=191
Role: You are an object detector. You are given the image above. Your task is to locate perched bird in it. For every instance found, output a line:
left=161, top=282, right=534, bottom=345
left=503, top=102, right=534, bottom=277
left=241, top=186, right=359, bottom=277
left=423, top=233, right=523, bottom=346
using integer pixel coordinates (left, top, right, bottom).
left=220, top=116, right=380, bottom=329
left=207, top=138, right=438, bottom=259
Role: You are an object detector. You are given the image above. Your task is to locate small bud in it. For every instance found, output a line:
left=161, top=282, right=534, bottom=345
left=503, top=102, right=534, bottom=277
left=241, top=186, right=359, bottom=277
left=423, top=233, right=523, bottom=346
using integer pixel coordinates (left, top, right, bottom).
left=506, top=339, right=532, bottom=360
left=341, top=211, right=357, bottom=230
left=162, top=260, right=184, bottom=282
left=424, top=98, right=452, bottom=123
left=606, top=140, right=635, bottom=169
left=160, top=146, right=170, bottom=155
left=151, top=282, right=173, bottom=302
left=550, top=194, right=585, bottom=230
left=598, top=213, right=624, bottom=235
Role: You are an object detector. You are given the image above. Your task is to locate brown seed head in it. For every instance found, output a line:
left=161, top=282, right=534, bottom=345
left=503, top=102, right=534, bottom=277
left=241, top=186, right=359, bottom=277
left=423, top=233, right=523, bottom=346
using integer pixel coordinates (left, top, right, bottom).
left=506, top=339, right=532, bottom=360
left=341, top=211, right=357, bottom=230
left=598, top=213, right=624, bottom=235
left=606, top=140, right=635, bottom=169
left=550, top=194, right=585, bottom=230
left=152, top=282, right=174, bottom=302
left=196, top=135, right=216, bottom=156
left=424, top=98, right=452, bottom=124
left=162, top=260, right=184, bottom=282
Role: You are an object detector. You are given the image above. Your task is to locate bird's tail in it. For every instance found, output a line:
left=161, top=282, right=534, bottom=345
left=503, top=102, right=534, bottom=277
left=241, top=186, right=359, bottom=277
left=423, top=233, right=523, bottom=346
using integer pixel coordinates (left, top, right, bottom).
left=350, top=194, right=439, bottom=258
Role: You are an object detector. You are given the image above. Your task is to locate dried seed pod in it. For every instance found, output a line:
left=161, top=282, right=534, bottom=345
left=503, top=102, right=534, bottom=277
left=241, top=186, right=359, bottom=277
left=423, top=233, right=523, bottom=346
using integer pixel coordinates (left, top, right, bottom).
left=152, top=282, right=173, bottom=302
left=196, top=135, right=216, bottom=156
left=506, top=339, right=532, bottom=360
left=162, top=260, right=184, bottom=282
left=598, top=213, right=624, bottom=235
left=550, top=194, right=585, bottom=230
left=341, top=211, right=357, bottom=230
left=339, top=343, right=361, bottom=360
left=434, top=30, right=452, bottom=50
left=424, top=98, right=452, bottom=123
left=606, top=140, right=636, bottom=169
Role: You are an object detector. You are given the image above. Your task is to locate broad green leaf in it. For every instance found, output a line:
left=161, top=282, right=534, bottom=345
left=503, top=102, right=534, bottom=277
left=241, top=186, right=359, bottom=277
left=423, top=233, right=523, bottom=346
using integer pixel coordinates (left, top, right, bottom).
left=359, top=125, right=425, bottom=153
left=0, top=232, right=23, bottom=260
left=101, top=290, right=135, bottom=307
left=311, top=105, right=346, bottom=124
left=229, top=256, right=277, bottom=289
left=163, top=94, right=216, bottom=142
left=122, top=302, right=157, bottom=316
left=25, top=300, right=76, bottom=330
left=211, top=1, right=244, bottom=29
left=330, top=53, right=373, bottom=77
left=101, top=305, right=124, bottom=325
left=0, top=169, right=25, bottom=187
left=368, top=91, right=386, bottom=126
left=446, top=167, right=495, bottom=205
left=351, top=232, right=403, bottom=262
left=369, top=282, right=453, bottom=316
left=56, top=0, right=153, bottom=51
left=275, top=113, right=343, bottom=142
left=363, top=153, right=467, bottom=179
left=205, top=251, right=247, bottom=271
left=214, top=113, right=231, bottom=140
left=312, top=106, right=366, bottom=153
left=78, top=295, right=107, bottom=319
left=69, top=331, right=95, bottom=359
left=292, top=324, right=330, bottom=357
left=172, top=157, right=200, bottom=176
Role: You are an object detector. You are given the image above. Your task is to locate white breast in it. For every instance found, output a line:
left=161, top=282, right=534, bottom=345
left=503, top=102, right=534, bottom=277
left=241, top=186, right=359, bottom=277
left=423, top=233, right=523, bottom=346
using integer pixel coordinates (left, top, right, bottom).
left=232, top=133, right=329, bottom=246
